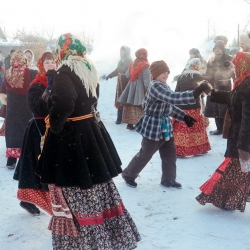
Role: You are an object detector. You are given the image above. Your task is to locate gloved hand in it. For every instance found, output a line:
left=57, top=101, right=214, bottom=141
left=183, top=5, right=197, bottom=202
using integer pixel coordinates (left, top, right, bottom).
left=0, top=93, right=7, bottom=105
left=238, top=149, right=250, bottom=161
left=106, top=75, right=111, bottom=81
left=193, top=81, right=212, bottom=98
left=183, top=114, right=197, bottom=127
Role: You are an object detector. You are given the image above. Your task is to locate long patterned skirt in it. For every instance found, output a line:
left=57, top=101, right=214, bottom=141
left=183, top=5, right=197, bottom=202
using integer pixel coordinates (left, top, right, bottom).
left=196, top=158, right=250, bottom=212
left=50, top=180, right=141, bottom=250
left=173, top=108, right=211, bottom=156
left=122, top=104, right=143, bottom=124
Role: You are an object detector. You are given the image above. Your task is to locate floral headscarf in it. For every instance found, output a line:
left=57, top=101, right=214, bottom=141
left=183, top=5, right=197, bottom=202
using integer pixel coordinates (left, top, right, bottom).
left=180, top=58, right=201, bottom=79
left=55, top=33, right=99, bottom=98
left=6, top=50, right=28, bottom=88
left=232, top=51, right=250, bottom=89
left=129, top=48, right=150, bottom=82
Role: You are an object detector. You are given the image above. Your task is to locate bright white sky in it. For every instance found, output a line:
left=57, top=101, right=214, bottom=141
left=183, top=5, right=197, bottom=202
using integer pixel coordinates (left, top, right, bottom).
left=0, top=0, right=249, bottom=74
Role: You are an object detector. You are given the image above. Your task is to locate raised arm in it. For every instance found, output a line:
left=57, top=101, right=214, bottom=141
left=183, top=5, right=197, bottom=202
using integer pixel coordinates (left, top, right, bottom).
left=150, top=82, right=195, bottom=105
left=28, top=84, right=48, bottom=116
left=210, top=89, right=231, bottom=104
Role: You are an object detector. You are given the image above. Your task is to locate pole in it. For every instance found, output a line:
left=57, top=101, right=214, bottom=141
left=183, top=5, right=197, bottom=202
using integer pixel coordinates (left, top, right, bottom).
left=208, top=19, right=210, bottom=40
left=238, top=24, right=240, bottom=47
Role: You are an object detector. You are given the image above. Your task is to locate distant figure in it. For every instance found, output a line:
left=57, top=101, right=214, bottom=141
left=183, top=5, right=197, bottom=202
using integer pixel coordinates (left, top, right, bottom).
left=119, top=48, right=150, bottom=130
left=0, top=60, right=5, bottom=87
left=240, top=33, right=250, bottom=52
left=189, top=48, right=207, bottom=75
left=173, top=58, right=211, bottom=157
left=3, top=51, right=37, bottom=169
left=4, top=49, right=15, bottom=70
left=23, top=49, right=38, bottom=70
left=106, top=46, right=132, bottom=124
left=204, top=41, right=234, bottom=135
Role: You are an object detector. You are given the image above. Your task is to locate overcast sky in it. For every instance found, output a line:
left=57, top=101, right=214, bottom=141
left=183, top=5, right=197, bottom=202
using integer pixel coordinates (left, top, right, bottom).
left=1, top=0, right=249, bottom=75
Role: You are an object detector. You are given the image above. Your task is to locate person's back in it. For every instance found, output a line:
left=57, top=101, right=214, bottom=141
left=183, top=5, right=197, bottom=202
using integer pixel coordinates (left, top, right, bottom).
left=37, top=33, right=141, bottom=250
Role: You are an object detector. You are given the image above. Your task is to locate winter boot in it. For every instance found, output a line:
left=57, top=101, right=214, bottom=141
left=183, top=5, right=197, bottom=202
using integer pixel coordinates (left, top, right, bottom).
left=6, top=157, right=17, bottom=170
left=20, top=202, right=40, bottom=216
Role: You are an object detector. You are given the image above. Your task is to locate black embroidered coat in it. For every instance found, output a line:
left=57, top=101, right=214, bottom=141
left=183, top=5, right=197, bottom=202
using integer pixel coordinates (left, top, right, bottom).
left=37, top=66, right=122, bottom=189
left=13, top=82, right=48, bottom=189
left=210, top=77, right=250, bottom=158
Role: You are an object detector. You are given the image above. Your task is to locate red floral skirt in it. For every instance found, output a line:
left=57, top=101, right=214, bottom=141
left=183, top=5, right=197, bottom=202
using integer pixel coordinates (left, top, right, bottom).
left=173, top=108, right=211, bottom=156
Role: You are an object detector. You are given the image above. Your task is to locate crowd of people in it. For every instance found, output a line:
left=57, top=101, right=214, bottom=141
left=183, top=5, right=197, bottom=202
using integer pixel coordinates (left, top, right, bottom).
left=0, top=32, right=250, bottom=249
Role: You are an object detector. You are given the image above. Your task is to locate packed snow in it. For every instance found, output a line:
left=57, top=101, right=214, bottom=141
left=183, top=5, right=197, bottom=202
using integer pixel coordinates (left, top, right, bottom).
left=0, top=78, right=250, bottom=250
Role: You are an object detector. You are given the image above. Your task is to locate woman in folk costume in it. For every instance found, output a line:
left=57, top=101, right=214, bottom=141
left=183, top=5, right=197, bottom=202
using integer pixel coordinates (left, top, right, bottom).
left=106, top=46, right=132, bottom=124
left=240, top=33, right=250, bottom=52
left=24, top=49, right=38, bottom=71
left=188, top=48, right=210, bottom=127
left=0, top=71, right=7, bottom=136
left=196, top=51, right=250, bottom=212
left=3, top=51, right=37, bottom=169
left=37, top=33, right=140, bottom=250
left=173, top=58, right=211, bottom=157
left=13, top=52, right=57, bottom=216
left=119, top=48, right=150, bottom=130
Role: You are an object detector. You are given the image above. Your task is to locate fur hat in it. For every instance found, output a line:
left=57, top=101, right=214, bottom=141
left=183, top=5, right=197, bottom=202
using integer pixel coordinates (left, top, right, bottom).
left=150, top=60, right=170, bottom=80
left=240, top=33, right=250, bottom=49
left=213, top=41, right=225, bottom=52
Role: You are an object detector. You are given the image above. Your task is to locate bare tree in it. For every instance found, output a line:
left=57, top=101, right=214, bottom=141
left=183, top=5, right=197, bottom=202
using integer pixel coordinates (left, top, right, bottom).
left=13, top=29, right=52, bottom=63
left=78, top=30, right=94, bottom=54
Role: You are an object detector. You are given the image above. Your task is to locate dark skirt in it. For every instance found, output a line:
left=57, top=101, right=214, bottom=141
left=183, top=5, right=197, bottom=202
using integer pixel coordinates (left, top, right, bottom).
left=13, top=119, right=46, bottom=189
left=196, top=158, right=250, bottom=212
left=50, top=180, right=141, bottom=250
left=5, top=91, right=32, bottom=148
left=37, top=119, right=122, bottom=189
left=204, top=96, right=227, bottom=118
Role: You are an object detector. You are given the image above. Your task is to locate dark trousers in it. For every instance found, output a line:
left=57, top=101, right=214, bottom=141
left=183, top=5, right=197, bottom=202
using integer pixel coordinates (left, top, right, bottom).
left=215, top=117, right=224, bottom=131
left=117, top=107, right=123, bottom=123
left=122, top=137, right=177, bottom=184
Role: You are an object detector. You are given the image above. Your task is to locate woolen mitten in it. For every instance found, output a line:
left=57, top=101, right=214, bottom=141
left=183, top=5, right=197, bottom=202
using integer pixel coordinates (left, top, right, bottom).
left=183, top=114, right=197, bottom=127
left=193, top=81, right=211, bottom=98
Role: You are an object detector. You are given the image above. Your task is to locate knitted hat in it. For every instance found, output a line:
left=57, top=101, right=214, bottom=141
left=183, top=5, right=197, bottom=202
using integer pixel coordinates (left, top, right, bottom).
left=213, top=41, right=225, bottom=52
left=240, top=33, right=250, bottom=49
left=150, top=60, right=170, bottom=80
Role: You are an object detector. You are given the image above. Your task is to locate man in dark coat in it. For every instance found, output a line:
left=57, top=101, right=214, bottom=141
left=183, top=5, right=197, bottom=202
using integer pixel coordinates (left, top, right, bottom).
left=204, top=41, right=234, bottom=135
left=106, top=46, right=132, bottom=124
left=4, top=49, right=15, bottom=70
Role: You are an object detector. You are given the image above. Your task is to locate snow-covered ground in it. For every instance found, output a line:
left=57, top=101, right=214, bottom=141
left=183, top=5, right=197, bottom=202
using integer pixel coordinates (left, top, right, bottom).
left=1, top=78, right=250, bottom=250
